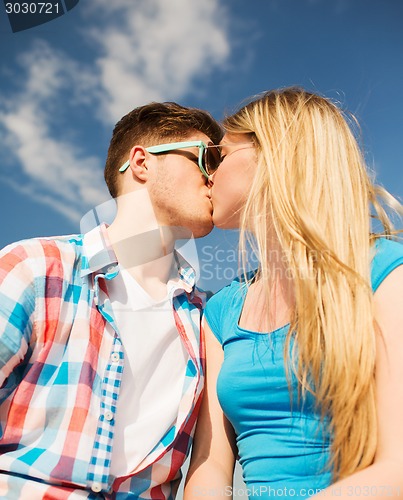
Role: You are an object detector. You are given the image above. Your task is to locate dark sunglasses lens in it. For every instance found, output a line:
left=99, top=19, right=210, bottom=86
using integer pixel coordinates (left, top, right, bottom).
left=204, top=146, right=221, bottom=175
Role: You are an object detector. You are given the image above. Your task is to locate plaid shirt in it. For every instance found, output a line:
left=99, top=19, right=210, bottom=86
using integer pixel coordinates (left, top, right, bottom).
left=0, top=224, right=205, bottom=499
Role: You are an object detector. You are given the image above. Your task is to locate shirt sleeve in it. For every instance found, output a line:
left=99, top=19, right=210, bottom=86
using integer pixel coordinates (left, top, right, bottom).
left=204, top=285, right=232, bottom=345
left=371, top=238, right=403, bottom=293
left=0, top=243, right=36, bottom=391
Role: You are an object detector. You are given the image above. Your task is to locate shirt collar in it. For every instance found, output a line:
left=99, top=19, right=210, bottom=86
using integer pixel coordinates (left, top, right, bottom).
left=81, top=223, right=196, bottom=292
left=173, top=250, right=196, bottom=293
left=81, top=223, right=118, bottom=277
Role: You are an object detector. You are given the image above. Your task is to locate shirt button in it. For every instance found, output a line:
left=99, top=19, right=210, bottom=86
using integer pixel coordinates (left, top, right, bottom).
left=104, top=410, right=114, bottom=421
left=91, top=483, right=102, bottom=493
left=111, top=352, right=119, bottom=363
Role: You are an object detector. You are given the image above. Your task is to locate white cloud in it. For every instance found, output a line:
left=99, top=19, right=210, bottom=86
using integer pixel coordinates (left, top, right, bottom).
left=0, top=0, right=231, bottom=223
left=83, top=0, right=230, bottom=123
left=0, top=41, right=108, bottom=223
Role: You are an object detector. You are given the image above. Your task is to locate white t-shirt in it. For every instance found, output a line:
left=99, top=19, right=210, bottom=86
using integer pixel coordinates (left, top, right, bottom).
left=107, top=267, right=188, bottom=476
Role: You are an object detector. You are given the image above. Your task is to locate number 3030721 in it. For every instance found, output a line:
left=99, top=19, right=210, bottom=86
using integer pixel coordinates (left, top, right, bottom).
left=5, top=3, right=60, bottom=14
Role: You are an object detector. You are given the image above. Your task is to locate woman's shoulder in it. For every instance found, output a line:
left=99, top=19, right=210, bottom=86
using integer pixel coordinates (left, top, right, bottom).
left=206, top=270, right=256, bottom=310
left=204, top=272, right=255, bottom=344
left=205, top=277, right=243, bottom=318
left=371, top=237, right=403, bottom=292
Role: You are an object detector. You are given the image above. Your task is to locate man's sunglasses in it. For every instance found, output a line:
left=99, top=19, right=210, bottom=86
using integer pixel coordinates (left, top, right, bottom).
left=118, top=141, right=222, bottom=178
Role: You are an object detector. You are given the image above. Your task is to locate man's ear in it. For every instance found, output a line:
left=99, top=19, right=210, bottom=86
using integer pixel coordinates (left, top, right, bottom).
left=128, top=146, right=149, bottom=182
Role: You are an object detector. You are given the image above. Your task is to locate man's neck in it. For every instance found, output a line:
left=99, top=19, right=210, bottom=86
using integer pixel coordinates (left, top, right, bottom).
left=106, top=190, right=178, bottom=299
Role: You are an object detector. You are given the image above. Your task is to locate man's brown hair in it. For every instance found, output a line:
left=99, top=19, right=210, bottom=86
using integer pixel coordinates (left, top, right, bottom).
left=104, top=102, right=223, bottom=198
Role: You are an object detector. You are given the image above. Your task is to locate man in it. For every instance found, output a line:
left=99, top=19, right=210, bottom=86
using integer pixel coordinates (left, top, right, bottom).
left=0, top=102, right=222, bottom=498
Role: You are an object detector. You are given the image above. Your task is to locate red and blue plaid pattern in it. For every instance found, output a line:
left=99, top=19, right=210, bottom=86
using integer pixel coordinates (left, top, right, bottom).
left=0, top=224, right=205, bottom=499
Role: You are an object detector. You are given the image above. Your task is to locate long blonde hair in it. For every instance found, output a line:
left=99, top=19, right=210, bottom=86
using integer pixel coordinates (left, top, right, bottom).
left=223, top=87, right=401, bottom=479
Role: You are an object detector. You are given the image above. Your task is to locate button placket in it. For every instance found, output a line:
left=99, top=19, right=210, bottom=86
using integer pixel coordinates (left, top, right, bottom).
left=87, top=335, right=124, bottom=491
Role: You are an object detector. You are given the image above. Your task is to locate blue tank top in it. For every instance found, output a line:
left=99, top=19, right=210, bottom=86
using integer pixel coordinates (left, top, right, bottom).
left=205, top=238, right=403, bottom=499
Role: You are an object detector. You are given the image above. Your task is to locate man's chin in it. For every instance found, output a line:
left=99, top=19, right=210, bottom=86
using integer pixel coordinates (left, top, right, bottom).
left=192, top=220, right=214, bottom=239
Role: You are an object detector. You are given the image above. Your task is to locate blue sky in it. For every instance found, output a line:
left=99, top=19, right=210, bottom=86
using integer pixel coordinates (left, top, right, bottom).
left=0, top=0, right=402, bottom=294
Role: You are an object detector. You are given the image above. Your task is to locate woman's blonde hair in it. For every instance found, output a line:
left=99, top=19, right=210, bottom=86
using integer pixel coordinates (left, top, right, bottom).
left=223, top=87, right=402, bottom=480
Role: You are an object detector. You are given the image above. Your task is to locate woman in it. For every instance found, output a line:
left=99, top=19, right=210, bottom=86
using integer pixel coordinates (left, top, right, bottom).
left=184, top=88, right=403, bottom=499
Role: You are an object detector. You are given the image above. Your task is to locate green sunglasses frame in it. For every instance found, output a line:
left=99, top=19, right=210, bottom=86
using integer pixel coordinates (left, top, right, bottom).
left=118, top=140, right=220, bottom=178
